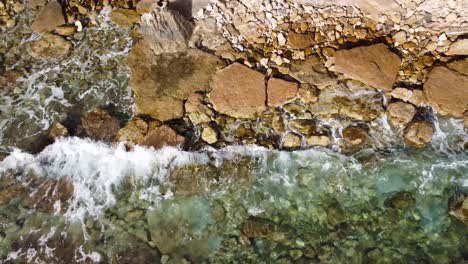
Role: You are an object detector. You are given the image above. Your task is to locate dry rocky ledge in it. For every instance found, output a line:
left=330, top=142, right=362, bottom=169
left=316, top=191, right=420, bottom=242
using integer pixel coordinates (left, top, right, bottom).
left=3, top=0, right=467, bottom=151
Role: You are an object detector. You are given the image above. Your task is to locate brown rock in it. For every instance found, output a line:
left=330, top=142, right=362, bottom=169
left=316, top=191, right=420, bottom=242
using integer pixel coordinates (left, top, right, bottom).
left=267, top=78, right=298, bottom=107
left=115, top=118, right=149, bottom=145
left=242, top=219, right=274, bottom=238
left=80, top=109, right=120, bottom=141
left=209, top=63, right=266, bottom=119
left=447, top=59, right=468, bottom=75
left=334, top=43, right=401, bottom=91
left=287, top=33, right=315, bottom=49
left=0, top=173, right=27, bottom=206
left=30, top=178, right=73, bottom=213
left=424, top=67, right=468, bottom=117
left=290, top=55, right=336, bottom=89
left=141, top=125, right=184, bottom=149
left=290, top=119, right=316, bottom=135
left=109, top=8, right=140, bottom=28
left=31, top=1, right=65, bottom=33
left=48, top=121, right=69, bottom=140
left=446, top=39, right=468, bottom=56
left=283, top=133, right=302, bottom=149
left=342, top=127, right=367, bottom=146
left=404, top=121, right=434, bottom=148
left=387, top=102, right=416, bottom=129
left=28, top=34, right=72, bottom=60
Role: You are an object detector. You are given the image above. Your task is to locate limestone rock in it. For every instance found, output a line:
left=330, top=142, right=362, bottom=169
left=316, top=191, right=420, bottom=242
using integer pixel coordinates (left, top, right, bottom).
left=28, top=34, right=72, bottom=60
left=267, top=78, right=298, bottom=107
left=209, top=63, right=266, bottom=119
left=334, top=44, right=401, bottom=91
left=387, top=102, right=416, bottom=129
left=48, top=121, right=68, bottom=140
left=139, top=9, right=193, bottom=55
left=404, top=121, right=434, bottom=148
left=424, top=67, right=468, bottom=117
left=446, top=39, right=468, bottom=56
left=287, top=33, right=315, bottom=49
left=201, top=126, right=217, bottom=144
left=290, top=55, right=336, bottom=89
left=342, top=127, right=367, bottom=147
left=115, top=118, right=149, bottom=145
left=31, top=1, right=65, bottom=33
left=136, top=0, right=158, bottom=14
left=306, top=135, right=330, bottom=147
left=109, top=8, right=140, bottom=28
left=185, top=93, right=213, bottom=125
left=447, top=59, right=468, bottom=75
left=80, top=109, right=120, bottom=141
left=141, top=125, right=184, bottom=149
left=283, top=133, right=302, bottom=149
left=391, top=87, right=413, bottom=101
left=190, top=18, right=226, bottom=51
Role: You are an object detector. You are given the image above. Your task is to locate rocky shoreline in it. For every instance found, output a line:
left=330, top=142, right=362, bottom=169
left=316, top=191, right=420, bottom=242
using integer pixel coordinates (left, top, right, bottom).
left=1, top=0, right=467, bottom=154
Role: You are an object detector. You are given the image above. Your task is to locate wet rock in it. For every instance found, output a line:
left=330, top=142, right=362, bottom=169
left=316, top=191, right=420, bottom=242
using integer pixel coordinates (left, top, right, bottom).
left=0, top=172, right=26, bottom=205
left=31, top=1, right=65, bottom=33
left=334, top=43, right=401, bottom=91
left=185, top=93, right=213, bottom=125
left=272, top=110, right=286, bottom=133
left=342, top=127, right=367, bottom=146
left=48, top=121, right=69, bottom=141
left=242, top=219, right=274, bottom=238
left=446, top=39, right=468, bottom=56
left=447, top=59, right=468, bottom=75
left=297, top=84, right=319, bottom=104
left=305, top=135, right=331, bottom=147
left=424, top=67, right=468, bottom=117
left=115, top=118, right=149, bottom=145
left=80, top=109, right=120, bottom=141
left=267, top=78, right=298, bottom=107
left=109, top=8, right=140, bottom=28
left=169, top=164, right=218, bottom=195
left=28, top=34, right=72, bottom=60
left=283, top=133, right=302, bottom=149
left=384, top=191, right=416, bottom=210
left=128, top=41, right=224, bottom=121
left=289, top=56, right=336, bottom=89
left=30, top=178, right=74, bottom=213
left=201, top=126, right=218, bottom=144
left=387, top=102, right=416, bottom=129
left=449, top=194, right=468, bottom=225
left=139, top=9, right=193, bottom=55
left=287, top=33, right=315, bottom=49
left=108, top=232, right=161, bottom=264
left=209, top=63, right=266, bottom=119
left=290, top=119, right=316, bottom=135
left=140, top=125, right=184, bottom=149
left=404, top=121, right=434, bottom=148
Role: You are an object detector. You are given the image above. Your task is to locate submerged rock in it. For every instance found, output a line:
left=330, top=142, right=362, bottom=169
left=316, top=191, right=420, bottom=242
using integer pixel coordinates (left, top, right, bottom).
left=384, top=191, right=416, bottom=210
left=334, top=44, right=401, bottom=91
left=449, top=194, right=468, bottom=225
left=342, top=127, right=368, bottom=146
left=31, top=1, right=65, bottom=33
left=387, top=102, right=416, bottom=129
left=79, top=109, right=120, bottom=141
left=0, top=172, right=26, bottom=205
left=404, top=121, right=434, bottom=148
left=140, top=125, right=184, bottom=149
left=48, top=121, right=69, bottom=141
left=209, top=63, right=266, bottom=119
left=242, top=219, right=275, bottom=238
left=28, top=34, right=72, bottom=60
left=424, top=67, right=468, bottom=117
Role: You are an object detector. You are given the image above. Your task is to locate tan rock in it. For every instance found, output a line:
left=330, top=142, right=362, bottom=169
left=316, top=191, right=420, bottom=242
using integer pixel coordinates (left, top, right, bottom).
left=48, top=121, right=68, bottom=140
left=283, top=133, right=302, bottom=149
left=447, top=59, right=468, bottom=75
left=115, top=118, right=149, bottom=145
left=387, top=102, right=416, bottom=129
left=391, top=87, right=413, bottom=101
left=404, top=121, right=434, bottom=148
left=267, top=78, right=298, bottom=107
left=446, top=39, right=468, bottom=56
left=209, top=63, right=266, bottom=119
left=287, top=33, right=315, bottom=49
left=297, top=84, right=319, bottom=104
left=31, top=1, right=65, bottom=33
left=141, top=125, right=184, bottom=149
left=342, top=127, right=367, bottom=146
left=28, top=34, right=72, bottom=60
left=306, top=135, right=331, bottom=147
left=185, top=93, right=213, bottom=125
left=392, top=31, right=407, bottom=44
left=201, top=126, right=217, bottom=144
left=290, top=55, right=336, bottom=89
left=55, top=26, right=76, bottom=36
left=408, top=90, right=426, bottom=107
left=109, top=8, right=140, bottom=28
left=136, top=0, right=158, bottom=14
left=334, top=43, right=401, bottom=91
left=290, top=119, right=316, bottom=135
left=80, top=109, right=120, bottom=141
left=424, top=67, right=468, bottom=117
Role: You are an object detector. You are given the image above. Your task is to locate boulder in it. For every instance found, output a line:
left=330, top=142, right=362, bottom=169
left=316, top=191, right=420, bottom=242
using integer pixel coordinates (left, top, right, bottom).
left=446, top=39, right=468, bottom=56
left=342, top=127, right=368, bottom=146
left=334, top=43, right=401, bottom=91
left=115, top=118, right=149, bottom=145
left=289, top=55, right=336, bottom=89
left=447, top=58, right=468, bottom=75
left=283, top=133, right=302, bottom=149
left=208, top=63, right=266, bottom=119
left=140, top=125, right=184, bottom=149
left=201, top=126, right=218, bottom=144
left=31, top=1, right=65, bottom=33
left=306, top=135, right=331, bottom=147
left=267, top=78, right=298, bottom=107
left=48, top=121, right=69, bottom=140
left=28, top=34, right=72, bottom=60
left=109, top=8, right=140, bottom=27
left=404, top=121, right=434, bottom=148
left=80, top=109, right=120, bottom=141
left=387, top=102, right=416, bottom=129
left=424, top=67, right=468, bottom=117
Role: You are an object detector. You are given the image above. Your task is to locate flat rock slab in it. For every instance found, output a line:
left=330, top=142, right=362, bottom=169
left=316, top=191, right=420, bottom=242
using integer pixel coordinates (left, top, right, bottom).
left=209, top=63, right=267, bottom=119
left=267, top=78, right=298, bottom=107
left=424, top=67, right=468, bottom=117
left=31, top=1, right=65, bottom=33
left=334, top=43, right=401, bottom=91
